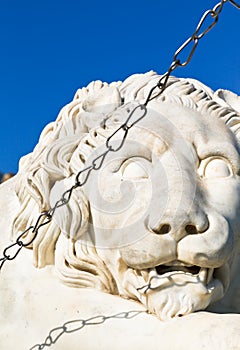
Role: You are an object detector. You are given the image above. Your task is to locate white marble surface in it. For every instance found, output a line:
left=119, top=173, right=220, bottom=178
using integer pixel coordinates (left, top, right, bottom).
left=0, top=72, right=240, bottom=349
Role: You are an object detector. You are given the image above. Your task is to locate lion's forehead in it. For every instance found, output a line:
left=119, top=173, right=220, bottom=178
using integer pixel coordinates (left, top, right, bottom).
left=147, top=101, right=231, bottom=138
left=129, top=105, right=240, bottom=169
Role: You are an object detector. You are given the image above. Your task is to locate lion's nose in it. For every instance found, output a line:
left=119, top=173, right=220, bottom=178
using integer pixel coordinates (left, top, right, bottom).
left=151, top=212, right=209, bottom=242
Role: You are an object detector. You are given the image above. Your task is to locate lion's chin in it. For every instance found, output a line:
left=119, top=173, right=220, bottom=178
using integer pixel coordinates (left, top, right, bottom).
left=145, top=271, right=227, bottom=320
left=145, top=280, right=214, bottom=320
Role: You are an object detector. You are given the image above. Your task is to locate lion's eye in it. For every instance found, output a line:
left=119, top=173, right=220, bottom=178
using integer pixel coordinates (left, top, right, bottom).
left=203, top=158, right=232, bottom=178
left=121, top=160, right=149, bottom=180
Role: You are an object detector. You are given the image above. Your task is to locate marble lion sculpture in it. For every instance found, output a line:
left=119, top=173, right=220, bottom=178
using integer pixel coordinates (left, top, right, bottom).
left=0, top=71, right=240, bottom=349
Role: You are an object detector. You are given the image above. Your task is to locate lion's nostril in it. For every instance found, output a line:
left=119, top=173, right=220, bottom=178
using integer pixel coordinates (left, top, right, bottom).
left=151, top=223, right=171, bottom=234
left=185, top=224, right=198, bottom=234
left=158, top=224, right=171, bottom=234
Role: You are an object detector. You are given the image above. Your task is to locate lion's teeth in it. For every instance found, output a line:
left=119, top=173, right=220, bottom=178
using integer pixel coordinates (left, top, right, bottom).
left=141, top=270, right=150, bottom=282
left=198, top=267, right=208, bottom=283
left=207, top=268, right=214, bottom=284
left=149, top=268, right=158, bottom=278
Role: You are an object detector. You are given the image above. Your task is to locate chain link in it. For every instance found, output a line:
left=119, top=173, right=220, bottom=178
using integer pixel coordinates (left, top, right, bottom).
left=229, top=0, right=240, bottom=8
left=144, top=0, right=240, bottom=104
left=137, top=272, right=189, bottom=294
left=29, top=310, right=145, bottom=349
left=0, top=0, right=239, bottom=271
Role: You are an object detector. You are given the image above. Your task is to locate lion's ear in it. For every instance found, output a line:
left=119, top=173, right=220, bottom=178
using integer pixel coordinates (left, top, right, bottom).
left=213, top=89, right=240, bottom=115
left=73, top=80, right=122, bottom=131
left=81, top=81, right=122, bottom=114
left=74, top=80, right=121, bottom=114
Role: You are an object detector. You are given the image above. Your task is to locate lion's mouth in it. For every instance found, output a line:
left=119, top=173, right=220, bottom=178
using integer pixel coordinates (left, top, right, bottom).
left=139, top=261, right=215, bottom=289
left=154, top=264, right=214, bottom=284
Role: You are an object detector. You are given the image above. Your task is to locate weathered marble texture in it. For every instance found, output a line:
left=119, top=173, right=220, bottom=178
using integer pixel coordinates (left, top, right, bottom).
left=0, top=71, right=240, bottom=349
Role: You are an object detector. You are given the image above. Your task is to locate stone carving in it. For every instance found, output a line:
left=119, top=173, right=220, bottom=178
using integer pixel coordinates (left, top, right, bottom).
left=1, top=71, right=240, bottom=349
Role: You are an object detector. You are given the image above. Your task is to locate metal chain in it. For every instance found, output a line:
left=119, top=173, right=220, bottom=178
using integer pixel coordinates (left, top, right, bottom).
left=0, top=0, right=239, bottom=271
left=0, top=103, right=147, bottom=270
left=137, top=272, right=196, bottom=294
left=29, top=310, right=146, bottom=349
left=144, top=0, right=240, bottom=105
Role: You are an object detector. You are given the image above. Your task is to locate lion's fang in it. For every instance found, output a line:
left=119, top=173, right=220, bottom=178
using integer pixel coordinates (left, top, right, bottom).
left=198, top=267, right=208, bottom=283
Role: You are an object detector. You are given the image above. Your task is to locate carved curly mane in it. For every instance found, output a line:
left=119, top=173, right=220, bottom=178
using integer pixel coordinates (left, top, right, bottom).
left=12, top=71, right=240, bottom=293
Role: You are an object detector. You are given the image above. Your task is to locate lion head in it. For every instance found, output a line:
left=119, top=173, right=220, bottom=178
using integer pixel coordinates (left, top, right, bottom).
left=12, top=71, right=240, bottom=320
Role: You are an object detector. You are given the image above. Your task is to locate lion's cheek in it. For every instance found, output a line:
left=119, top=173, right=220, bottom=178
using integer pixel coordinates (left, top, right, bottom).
left=204, top=178, right=240, bottom=236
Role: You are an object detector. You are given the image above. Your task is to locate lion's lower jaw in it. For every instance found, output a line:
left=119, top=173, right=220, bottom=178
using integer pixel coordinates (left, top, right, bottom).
left=120, top=269, right=226, bottom=320
left=145, top=284, right=214, bottom=320
left=149, top=277, right=227, bottom=320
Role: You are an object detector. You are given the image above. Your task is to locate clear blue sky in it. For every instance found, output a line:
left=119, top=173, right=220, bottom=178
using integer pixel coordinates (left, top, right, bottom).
left=0, top=0, right=239, bottom=173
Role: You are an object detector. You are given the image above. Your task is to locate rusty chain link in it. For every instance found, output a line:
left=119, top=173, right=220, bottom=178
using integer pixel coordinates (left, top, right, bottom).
left=29, top=310, right=145, bottom=349
left=0, top=0, right=239, bottom=271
